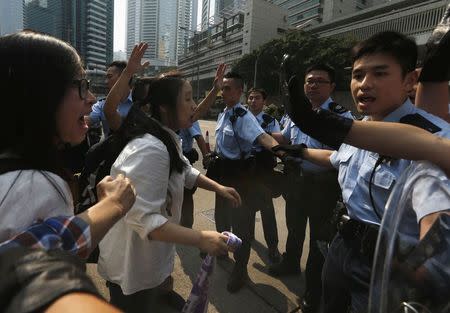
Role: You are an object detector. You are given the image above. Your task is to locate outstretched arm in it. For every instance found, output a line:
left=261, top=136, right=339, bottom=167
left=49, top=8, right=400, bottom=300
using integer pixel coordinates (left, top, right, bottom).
left=192, top=63, right=226, bottom=121
left=104, top=43, right=150, bottom=131
left=346, top=121, right=450, bottom=175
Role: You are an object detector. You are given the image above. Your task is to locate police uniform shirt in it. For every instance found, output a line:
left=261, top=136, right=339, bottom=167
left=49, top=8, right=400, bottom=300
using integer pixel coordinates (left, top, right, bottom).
left=252, top=112, right=280, bottom=153
left=330, top=98, right=450, bottom=226
left=89, top=92, right=133, bottom=136
left=281, top=97, right=353, bottom=174
left=179, top=121, right=202, bottom=153
left=280, top=114, right=290, bottom=130
left=384, top=161, right=450, bottom=295
left=215, top=103, right=265, bottom=160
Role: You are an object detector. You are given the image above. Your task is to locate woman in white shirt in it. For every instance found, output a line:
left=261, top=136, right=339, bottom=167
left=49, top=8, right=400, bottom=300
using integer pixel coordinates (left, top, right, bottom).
left=0, top=31, right=136, bottom=252
left=97, top=43, right=241, bottom=312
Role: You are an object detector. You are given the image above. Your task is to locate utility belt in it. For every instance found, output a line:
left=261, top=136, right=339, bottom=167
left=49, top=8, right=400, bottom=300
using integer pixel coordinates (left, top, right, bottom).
left=207, top=153, right=255, bottom=180
left=183, top=148, right=199, bottom=165
left=337, top=215, right=379, bottom=260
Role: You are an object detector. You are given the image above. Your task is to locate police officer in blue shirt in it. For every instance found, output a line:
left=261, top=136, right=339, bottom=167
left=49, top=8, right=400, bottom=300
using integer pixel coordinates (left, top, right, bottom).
left=278, top=32, right=450, bottom=313
left=178, top=121, right=208, bottom=228
left=247, top=88, right=281, bottom=263
left=87, top=61, right=133, bottom=138
left=270, top=64, right=352, bottom=313
left=205, top=72, right=284, bottom=293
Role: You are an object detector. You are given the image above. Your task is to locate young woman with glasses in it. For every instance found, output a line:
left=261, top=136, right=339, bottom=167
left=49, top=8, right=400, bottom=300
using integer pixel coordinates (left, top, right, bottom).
left=0, top=31, right=136, bottom=251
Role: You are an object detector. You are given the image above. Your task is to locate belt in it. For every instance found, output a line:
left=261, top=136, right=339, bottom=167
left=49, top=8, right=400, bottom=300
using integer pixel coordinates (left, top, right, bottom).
left=338, top=216, right=379, bottom=260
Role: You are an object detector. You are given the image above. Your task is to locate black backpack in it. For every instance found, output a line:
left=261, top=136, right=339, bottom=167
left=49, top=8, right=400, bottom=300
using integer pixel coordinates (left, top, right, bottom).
left=75, top=133, right=128, bottom=214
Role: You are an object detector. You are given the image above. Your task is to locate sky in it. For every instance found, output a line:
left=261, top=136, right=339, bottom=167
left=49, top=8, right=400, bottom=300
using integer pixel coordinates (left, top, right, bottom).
left=114, top=0, right=209, bottom=52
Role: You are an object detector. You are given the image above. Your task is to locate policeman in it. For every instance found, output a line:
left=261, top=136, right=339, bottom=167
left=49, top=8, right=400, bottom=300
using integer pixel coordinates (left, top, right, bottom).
left=270, top=64, right=352, bottom=313
left=247, top=87, right=281, bottom=263
left=280, top=32, right=450, bottom=313
left=178, top=120, right=208, bottom=228
left=206, top=72, right=283, bottom=293
left=87, top=60, right=133, bottom=138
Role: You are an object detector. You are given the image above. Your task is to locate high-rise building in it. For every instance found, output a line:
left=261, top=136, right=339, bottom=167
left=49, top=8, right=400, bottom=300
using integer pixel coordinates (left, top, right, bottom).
left=0, top=1, right=23, bottom=36
left=267, top=0, right=382, bottom=28
left=22, top=0, right=113, bottom=71
left=201, top=0, right=211, bottom=30
left=127, top=0, right=192, bottom=68
left=191, top=0, right=199, bottom=31
left=84, top=0, right=114, bottom=70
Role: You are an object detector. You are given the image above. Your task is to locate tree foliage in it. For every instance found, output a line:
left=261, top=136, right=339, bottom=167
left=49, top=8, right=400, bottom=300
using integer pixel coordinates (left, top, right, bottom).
left=232, top=31, right=356, bottom=97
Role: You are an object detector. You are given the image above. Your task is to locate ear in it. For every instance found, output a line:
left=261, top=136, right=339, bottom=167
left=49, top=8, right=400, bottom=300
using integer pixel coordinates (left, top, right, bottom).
left=404, top=69, right=418, bottom=91
left=330, top=82, right=336, bottom=93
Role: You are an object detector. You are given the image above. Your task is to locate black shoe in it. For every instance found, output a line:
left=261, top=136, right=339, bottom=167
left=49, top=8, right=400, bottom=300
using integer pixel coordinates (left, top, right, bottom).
left=268, top=247, right=281, bottom=263
left=299, top=298, right=318, bottom=313
left=226, top=267, right=248, bottom=293
left=268, top=253, right=300, bottom=277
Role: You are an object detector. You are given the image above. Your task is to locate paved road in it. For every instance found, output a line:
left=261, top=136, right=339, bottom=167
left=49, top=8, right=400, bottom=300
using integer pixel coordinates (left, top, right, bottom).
left=88, top=119, right=311, bottom=313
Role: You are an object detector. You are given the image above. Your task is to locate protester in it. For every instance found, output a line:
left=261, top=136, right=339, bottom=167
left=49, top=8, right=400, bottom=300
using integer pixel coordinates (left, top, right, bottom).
left=0, top=31, right=136, bottom=251
left=96, top=43, right=242, bottom=313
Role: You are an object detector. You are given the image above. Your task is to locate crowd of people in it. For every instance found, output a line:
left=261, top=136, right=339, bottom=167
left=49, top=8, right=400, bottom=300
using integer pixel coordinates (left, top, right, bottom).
left=0, top=4, right=449, bottom=313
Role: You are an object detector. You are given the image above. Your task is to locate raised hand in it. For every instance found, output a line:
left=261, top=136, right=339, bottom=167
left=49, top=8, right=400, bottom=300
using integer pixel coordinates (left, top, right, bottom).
left=213, top=63, right=227, bottom=91
left=96, top=173, right=136, bottom=216
left=126, top=42, right=150, bottom=75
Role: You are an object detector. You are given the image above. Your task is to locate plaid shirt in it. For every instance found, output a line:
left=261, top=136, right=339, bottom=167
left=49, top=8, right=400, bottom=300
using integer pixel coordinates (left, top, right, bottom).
left=0, top=216, right=91, bottom=259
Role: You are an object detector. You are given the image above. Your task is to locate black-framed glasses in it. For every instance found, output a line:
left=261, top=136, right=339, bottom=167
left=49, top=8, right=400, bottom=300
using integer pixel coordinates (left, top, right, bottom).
left=305, top=80, right=331, bottom=86
left=72, top=78, right=90, bottom=99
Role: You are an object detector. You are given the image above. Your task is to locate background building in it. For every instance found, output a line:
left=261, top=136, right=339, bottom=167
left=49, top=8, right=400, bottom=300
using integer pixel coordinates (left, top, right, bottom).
left=20, top=0, right=113, bottom=72
left=127, top=0, right=193, bottom=70
left=267, top=0, right=384, bottom=28
left=0, top=1, right=23, bottom=36
left=178, top=0, right=287, bottom=104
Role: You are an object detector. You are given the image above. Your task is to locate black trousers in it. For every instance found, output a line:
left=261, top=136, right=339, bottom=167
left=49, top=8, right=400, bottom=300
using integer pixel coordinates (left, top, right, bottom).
left=214, top=167, right=253, bottom=270
left=284, top=170, right=340, bottom=305
left=248, top=176, right=279, bottom=249
left=107, top=281, right=165, bottom=313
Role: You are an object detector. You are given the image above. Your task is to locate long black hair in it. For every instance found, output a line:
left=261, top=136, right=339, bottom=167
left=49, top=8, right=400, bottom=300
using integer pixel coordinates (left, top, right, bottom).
left=0, top=31, right=82, bottom=177
left=118, top=76, right=187, bottom=174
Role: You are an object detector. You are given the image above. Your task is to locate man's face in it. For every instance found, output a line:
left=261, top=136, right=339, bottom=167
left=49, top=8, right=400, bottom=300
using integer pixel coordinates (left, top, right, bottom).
left=222, top=78, right=242, bottom=107
left=105, top=66, right=121, bottom=90
left=304, top=70, right=335, bottom=107
left=351, top=53, right=417, bottom=121
left=247, top=91, right=265, bottom=115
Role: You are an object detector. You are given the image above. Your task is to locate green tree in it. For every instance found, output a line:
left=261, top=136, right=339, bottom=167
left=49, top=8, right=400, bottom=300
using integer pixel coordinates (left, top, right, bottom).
left=233, top=31, right=356, bottom=97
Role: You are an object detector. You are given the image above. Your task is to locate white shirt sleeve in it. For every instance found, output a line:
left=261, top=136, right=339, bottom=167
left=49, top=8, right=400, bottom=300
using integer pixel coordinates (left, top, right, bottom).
left=184, top=163, right=200, bottom=190
left=112, top=135, right=171, bottom=240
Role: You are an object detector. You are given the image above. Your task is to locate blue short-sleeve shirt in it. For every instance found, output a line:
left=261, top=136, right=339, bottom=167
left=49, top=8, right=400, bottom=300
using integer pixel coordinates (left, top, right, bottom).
left=215, top=103, right=265, bottom=160
left=179, top=121, right=202, bottom=153
left=252, top=112, right=280, bottom=153
left=89, top=92, right=133, bottom=136
left=281, top=98, right=353, bottom=174
left=330, top=98, right=450, bottom=226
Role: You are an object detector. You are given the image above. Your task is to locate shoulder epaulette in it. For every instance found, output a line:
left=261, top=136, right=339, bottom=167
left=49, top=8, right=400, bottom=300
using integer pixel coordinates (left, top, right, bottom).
left=328, top=102, right=348, bottom=114
left=262, top=113, right=275, bottom=124
left=400, top=113, right=441, bottom=133
left=234, top=107, right=247, bottom=117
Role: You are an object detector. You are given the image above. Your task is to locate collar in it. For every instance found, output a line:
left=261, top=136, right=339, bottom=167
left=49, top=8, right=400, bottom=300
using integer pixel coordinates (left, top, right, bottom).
left=224, top=102, right=244, bottom=112
left=254, top=111, right=264, bottom=121
left=382, top=98, right=415, bottom=122
left=320, top=97, right=334, bottom=110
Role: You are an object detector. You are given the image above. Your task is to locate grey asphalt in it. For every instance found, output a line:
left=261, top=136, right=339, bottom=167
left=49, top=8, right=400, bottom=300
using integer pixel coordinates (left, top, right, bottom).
left=87, top=119, right=311, bottom=313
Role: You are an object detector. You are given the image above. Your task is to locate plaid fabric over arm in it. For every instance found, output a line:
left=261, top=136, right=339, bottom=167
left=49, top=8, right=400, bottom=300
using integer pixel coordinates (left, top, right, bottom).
left=0, top=216, right=91, bottom=259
